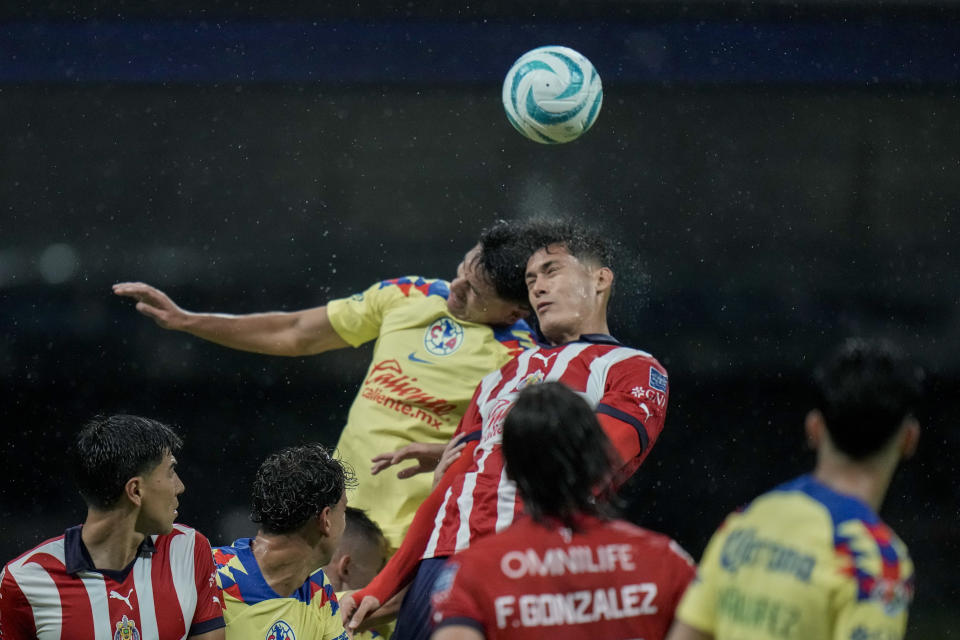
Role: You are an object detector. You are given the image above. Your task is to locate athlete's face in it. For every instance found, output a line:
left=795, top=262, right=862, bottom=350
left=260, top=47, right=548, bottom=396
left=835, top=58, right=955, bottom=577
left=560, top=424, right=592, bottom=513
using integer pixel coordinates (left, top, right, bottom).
left=135, top=449, right=185, bottom=535
left=525, top=244, right=611, bottom=344
left=447, top=245, right=526, bottom=326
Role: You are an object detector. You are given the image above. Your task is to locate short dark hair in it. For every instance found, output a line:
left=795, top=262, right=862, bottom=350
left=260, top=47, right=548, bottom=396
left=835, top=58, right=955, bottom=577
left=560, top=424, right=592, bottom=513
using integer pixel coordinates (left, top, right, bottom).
left=502, top=382, right=617, bottom=528
left=342, top=507, right=386, bottom=555
left=474, top=219, right=535, bottom=307
left=521, top=217, right=615, bottom=269
left=250, top=443, right=357, bottom=534
left=814, top=338, right=923, bottom=460
left=72, top=414, right=183, bottom=510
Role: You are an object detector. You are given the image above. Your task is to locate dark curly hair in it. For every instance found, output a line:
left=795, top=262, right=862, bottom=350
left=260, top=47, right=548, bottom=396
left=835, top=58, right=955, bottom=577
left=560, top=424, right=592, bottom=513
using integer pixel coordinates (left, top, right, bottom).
left=474, top=219, right=535, bottom=308
left=519, top=217, right=615, bottom=270
left=814, top=337, right=923, bottom=460
left=250, top=443, right=357, bottom=534
left=72, top=414, right=182, bottom=510
left=502, top=382, right=618, bottom=529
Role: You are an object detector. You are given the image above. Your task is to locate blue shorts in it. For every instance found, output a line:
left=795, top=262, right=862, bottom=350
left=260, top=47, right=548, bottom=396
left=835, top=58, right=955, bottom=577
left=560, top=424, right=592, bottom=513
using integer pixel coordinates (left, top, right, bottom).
left=392, top=557, right=449, bottom=640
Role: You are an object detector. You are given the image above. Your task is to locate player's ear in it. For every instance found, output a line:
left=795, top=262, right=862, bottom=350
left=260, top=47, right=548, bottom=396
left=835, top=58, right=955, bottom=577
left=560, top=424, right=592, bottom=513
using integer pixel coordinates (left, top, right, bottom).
left=318, top=506, right=333, bottom=535
left=595, top=266, right=613, bottom=295
left=804, top=410, right=825, bottom=450
left=124, top=476, right=143, bottom=507
left=337, top=553, right=352, bottom=578
left=900, top=417, right=920, bottom=459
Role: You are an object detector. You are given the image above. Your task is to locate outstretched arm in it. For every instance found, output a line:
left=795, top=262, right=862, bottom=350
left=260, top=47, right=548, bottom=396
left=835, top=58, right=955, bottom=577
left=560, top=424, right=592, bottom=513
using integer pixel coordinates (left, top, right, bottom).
left=341, top=438, right=479, bottom=633
left=112, top=282, right=349, bottom=356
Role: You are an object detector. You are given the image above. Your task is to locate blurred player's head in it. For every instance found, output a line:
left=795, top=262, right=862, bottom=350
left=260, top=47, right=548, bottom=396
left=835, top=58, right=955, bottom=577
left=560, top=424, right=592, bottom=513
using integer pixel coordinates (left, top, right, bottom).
left=250, top=444, right=356, bottom=556
left=521, top=218, right=615, bottom=344
left=72, top=415, right=184, bottom=527
left=447, top=220, right=532, bottom=326
left=503, top=382, right=617, bottom=528
left=321, top=507, right=388, bottom=592
left=809, top=338, right=923, bottom=462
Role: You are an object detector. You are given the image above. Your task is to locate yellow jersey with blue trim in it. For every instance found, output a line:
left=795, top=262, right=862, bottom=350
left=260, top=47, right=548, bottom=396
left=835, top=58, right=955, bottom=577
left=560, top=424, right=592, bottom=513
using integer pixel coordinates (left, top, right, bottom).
left=676, top=474, right=913, bottom=640
left=213, top=539, right=347, bottom=640
left=326, top=276, right=535, bottom=548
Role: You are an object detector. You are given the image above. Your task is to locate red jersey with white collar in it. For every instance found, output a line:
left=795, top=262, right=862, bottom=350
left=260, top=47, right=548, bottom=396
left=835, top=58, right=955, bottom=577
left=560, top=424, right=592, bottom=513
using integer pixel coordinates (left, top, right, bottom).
left=0, top=524, right=224, bottom=640
left=356, top=335, right=669, bottom=605
left=431, top=514, right=695, bottom=640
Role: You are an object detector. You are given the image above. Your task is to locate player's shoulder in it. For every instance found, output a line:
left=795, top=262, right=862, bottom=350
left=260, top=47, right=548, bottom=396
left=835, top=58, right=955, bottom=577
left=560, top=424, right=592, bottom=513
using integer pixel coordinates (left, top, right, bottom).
left=374, top=276, right=450, bottom=300
left=4, top=532, right=67, bottom=570
left=605, top=519, right=696, bottom=567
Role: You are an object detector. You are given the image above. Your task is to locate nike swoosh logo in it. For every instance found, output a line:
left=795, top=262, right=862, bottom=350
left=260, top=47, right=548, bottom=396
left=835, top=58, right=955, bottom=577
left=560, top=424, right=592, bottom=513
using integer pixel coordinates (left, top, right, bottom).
left=408, top=352, right=432, bottom=364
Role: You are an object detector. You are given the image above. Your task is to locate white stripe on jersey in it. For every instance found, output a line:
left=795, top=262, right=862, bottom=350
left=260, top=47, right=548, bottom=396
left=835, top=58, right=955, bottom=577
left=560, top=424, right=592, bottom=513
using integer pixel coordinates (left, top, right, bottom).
left=133, top=545, right=159, bottom=640
left=423, top=486, right=455, bottom=558
left=542, top=343, right=590, bottom=384
left=79, top=571, right=111, bottom=640
left=169, top=525, right=199, bottom=638
left=453, top=446, right=491, bottom=553
left=584, top=347, right=647, bottom=406
left=9, top=539, right=66, bottom=640
left=494, top=466, right=517, bottom=534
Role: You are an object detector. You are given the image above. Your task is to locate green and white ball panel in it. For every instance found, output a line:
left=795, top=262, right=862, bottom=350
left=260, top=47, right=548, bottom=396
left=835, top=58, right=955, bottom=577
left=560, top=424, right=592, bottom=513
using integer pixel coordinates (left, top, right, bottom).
left=502, top=45, right=603, bottom=144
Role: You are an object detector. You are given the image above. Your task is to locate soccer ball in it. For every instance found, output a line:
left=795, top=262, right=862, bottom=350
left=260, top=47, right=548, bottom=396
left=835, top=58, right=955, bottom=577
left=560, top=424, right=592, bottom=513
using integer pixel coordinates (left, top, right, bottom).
left=501, top=46, right=603, bottom=144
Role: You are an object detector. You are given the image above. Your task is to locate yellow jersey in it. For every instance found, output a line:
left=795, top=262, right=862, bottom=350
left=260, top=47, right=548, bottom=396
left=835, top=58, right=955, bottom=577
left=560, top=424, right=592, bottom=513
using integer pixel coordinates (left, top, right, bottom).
left=213, top=539, right=347, bottom=640
left=327, top=276, right=535, bottom=548
left=677, top=474, right=913, bottom=640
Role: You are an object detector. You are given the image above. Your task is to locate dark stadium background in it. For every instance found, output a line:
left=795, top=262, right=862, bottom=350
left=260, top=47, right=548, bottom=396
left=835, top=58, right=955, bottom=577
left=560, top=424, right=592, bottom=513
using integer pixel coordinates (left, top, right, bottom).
left=1, top=1, right=958, bottom=636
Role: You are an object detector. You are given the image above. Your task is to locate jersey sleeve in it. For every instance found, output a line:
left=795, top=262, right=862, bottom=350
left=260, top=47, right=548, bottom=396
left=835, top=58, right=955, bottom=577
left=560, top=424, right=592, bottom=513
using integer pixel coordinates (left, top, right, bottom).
left=320, top=589, right=349, bottom=640
left=355, top=438, right=480, bottom=605
left=595, top=355, right=669, bottom=478
left=0, top=566, right=38, bottom=640
left=327, top=277, right=433, bottom=347
left=831, top=535, right=913, bottom=640
left=189, top=531, right=226, bottom=636
left=430, top=556, right=487, bottom=636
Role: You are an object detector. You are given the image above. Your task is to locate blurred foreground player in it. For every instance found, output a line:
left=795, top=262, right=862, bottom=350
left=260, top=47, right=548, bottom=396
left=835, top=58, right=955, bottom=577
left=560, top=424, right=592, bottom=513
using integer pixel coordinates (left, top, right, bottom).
left=343, top=219, right=671, bottom=640
left=321, top=508, right=391, bottom=640
left=431, top=382, right=695, bottom=640
left=666, top=338, right=921, bottom=640
left=0, top=415, right=225, bottom=640
left=213, top=444, right=354, bottom=640
left=114, top=222, right=535, bottom=550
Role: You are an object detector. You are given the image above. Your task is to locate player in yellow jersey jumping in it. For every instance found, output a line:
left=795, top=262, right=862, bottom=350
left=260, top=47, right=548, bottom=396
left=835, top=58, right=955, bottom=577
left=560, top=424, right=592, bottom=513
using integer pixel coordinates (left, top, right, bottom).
left=667, top=338, right=922, bottom=640
left=113, top=221, right=536, bottom=551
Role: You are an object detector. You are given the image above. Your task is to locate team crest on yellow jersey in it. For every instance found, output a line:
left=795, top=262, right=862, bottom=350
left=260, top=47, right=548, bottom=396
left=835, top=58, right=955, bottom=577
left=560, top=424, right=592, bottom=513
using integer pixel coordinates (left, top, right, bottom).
left=113, top=615, right=141, bottom=640
left=424, top=317, right=464, bottom=355
left=266, top=619, right=295, bottom=640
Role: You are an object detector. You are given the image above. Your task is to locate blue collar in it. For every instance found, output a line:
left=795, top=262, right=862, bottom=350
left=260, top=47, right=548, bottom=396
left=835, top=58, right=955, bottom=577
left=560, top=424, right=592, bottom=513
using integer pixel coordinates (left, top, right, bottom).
left=538, top=333, right=623, bottom=348
left=64, top=525, right=156, bottom=580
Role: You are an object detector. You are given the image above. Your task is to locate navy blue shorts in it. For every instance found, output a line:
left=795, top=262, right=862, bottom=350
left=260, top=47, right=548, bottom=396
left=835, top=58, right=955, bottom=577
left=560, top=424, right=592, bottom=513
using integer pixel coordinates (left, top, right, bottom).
left=392, top=557, right=449, bottom=640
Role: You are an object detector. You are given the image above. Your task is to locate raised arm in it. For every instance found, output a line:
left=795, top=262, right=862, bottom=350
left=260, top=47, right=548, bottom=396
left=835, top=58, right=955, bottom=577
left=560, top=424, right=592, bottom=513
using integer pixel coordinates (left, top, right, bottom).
left=113, top=282, right=349, bottom=356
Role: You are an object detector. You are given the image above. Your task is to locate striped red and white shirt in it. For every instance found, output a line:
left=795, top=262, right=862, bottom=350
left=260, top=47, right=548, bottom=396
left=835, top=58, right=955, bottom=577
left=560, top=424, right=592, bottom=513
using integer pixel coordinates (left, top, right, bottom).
left=358, top=334, right=669, bottom=605
left=0, top=523, right=225, bottom=640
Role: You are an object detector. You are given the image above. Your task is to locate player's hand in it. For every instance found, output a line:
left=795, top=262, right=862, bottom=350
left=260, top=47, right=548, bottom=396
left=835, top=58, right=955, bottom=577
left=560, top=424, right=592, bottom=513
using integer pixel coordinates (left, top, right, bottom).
left=433, top=433, right=468, bottom=488
left=339, top=592, right=382, bottom=637
left=370, top=442, right=447, bottom=479
left=112, top=282, right=188, bottom=330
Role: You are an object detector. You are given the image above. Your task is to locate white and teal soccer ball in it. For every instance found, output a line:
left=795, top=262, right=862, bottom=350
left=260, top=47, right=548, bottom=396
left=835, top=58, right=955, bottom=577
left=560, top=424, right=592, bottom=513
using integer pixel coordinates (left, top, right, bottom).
left=502, top=46, right=603, bottom=144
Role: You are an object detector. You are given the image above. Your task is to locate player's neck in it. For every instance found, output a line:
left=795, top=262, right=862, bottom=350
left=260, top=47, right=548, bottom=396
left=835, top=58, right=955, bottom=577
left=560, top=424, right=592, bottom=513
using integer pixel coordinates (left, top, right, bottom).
left=251, top=532, right=328, bottom=597
left=812, top=447, right=899, bottom=512
left=545, top=317, right=609, bottom=345
left=82, top=509, right=145, bottom=571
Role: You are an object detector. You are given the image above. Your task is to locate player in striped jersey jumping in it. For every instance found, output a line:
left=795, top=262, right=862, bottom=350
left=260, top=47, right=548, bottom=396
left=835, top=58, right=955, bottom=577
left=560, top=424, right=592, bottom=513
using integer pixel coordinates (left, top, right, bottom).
left=341, top=219, right=671, bottom=640
left=0, top=415, right=225, bottom=640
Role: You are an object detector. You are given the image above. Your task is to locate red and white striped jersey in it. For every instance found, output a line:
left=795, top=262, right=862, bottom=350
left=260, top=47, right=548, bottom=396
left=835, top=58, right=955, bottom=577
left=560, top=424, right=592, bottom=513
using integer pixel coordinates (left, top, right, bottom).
left=423, top=334, right=669, bottom=559
left=0, top=523, right=225, bottom=640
